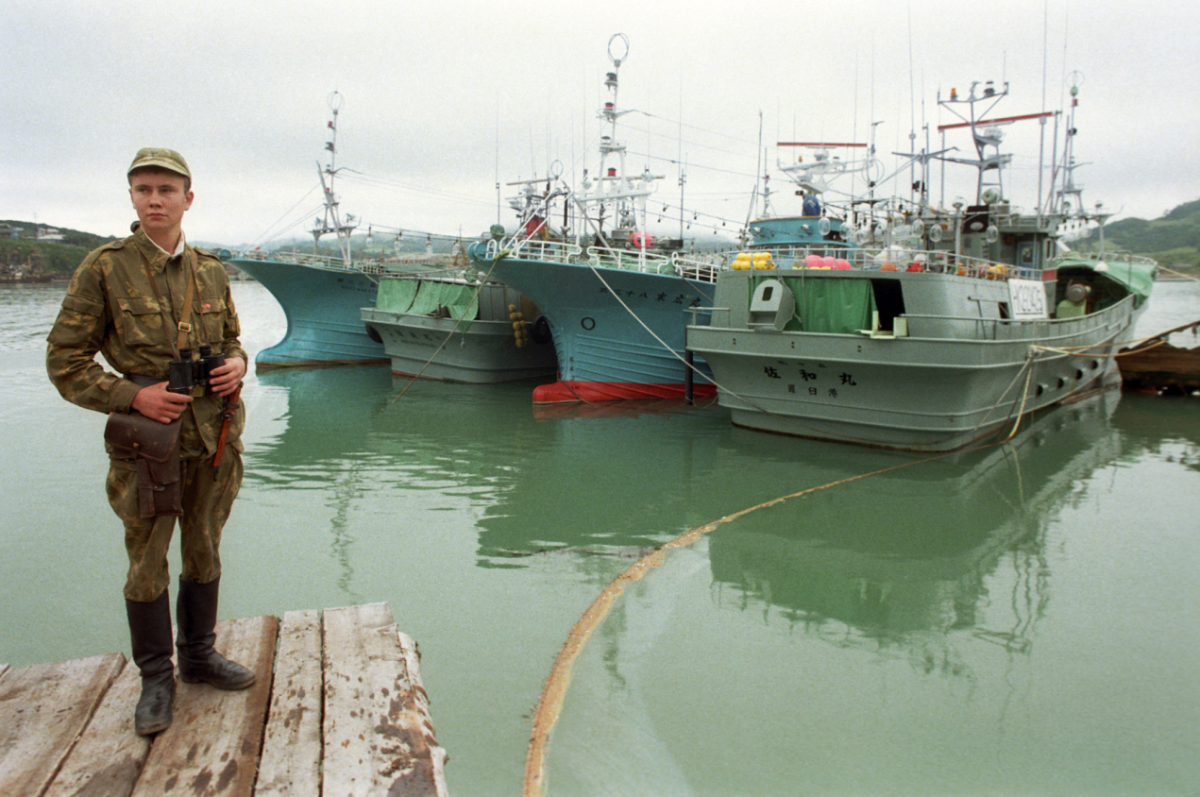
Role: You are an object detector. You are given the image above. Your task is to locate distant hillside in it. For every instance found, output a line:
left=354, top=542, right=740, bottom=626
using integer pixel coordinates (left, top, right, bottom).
left=0, top=221, right=119, bottom=275
left=1075, top=200, right=1200, bottom=271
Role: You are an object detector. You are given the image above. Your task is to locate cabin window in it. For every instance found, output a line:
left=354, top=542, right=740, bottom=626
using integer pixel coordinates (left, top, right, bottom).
left=1017, top=243, right=1036, bottom=267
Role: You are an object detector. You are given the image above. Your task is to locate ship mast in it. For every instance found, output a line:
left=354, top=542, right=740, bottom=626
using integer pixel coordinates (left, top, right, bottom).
left=312, top=91, right=357, bottom=265
left=1052, top=73, right=1087, bottom=220
left=937, top=81, right=1012, bottom=204
left=574, top=34, right=659, bottom=250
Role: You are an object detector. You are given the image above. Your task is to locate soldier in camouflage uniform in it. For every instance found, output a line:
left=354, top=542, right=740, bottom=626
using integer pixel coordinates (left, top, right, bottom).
left=47, top=148, right=255, bottom=736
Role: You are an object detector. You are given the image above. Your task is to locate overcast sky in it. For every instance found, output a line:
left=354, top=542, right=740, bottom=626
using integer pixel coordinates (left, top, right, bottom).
left=4, top=0, right=1197, bottom=248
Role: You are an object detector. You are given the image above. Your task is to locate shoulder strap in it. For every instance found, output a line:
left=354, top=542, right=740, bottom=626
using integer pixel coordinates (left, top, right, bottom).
left=137, top=245, right=200, bottom=359
left=175, top=249, right=198, bottom=353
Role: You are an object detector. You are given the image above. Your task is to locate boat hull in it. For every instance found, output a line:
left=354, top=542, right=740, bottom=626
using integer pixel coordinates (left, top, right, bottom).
left=362, top=308, right=557, bottom=383
left=231, top=257, right=386, bottom=368
left=688, top=270, right=1140, bottom=452
left=474, top=247, right=717, bottom=403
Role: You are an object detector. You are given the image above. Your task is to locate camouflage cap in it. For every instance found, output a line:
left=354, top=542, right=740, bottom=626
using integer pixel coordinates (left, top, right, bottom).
left=127, top=147, right=191, bottom=180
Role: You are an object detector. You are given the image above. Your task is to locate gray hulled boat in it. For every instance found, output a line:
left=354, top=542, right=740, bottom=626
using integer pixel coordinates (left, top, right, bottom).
left=687, top=79, right=1157, bottom=452
left=361, top=265, right=557, bottom=383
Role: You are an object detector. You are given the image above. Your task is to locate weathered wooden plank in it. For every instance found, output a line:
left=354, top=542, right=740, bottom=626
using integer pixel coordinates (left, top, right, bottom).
left=395, top=629, right=449, bottom=795
left=131, top=615, right=279, bottom=797
left=43, top=659, right=152, bottom=797
left=322, top=603, right=448, bottom=797
left=0, top=653, right=126, bottom=797
left=254, top=610, right=323, bottom=797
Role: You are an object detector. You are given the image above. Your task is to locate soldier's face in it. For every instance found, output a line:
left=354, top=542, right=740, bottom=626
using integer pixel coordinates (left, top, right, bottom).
left=129, top=169, right=193, bottom=238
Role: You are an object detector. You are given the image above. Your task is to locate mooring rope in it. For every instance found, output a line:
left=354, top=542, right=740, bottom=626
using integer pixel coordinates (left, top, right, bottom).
left=1158, top=266, right=1200, bottom=282
left=522, top=445, right=985, bottom=797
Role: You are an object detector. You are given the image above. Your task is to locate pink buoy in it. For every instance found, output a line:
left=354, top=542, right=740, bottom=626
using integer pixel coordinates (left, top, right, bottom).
left=821, top=255, right=837, bottom=269
left=629, top=231, right=654, bottom=248
left=834, top=258, right=852, bottom=270
left=805, top=254, right=823, bottom=269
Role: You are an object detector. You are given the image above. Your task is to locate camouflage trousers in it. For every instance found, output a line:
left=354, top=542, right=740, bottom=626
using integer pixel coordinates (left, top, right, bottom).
left=107, top=450, right=243, bottom=602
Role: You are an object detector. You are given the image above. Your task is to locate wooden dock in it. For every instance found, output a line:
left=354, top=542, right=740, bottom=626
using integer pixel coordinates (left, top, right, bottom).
left=0, top=602, right=448, bottom=797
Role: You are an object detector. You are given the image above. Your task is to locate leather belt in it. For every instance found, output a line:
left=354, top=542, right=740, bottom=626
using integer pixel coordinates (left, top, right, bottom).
left=125, top=373, right=164, bottom=388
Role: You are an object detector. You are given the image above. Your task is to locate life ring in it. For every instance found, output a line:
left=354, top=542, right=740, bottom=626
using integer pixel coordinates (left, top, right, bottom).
left=530, top=315, right=553, bottom=345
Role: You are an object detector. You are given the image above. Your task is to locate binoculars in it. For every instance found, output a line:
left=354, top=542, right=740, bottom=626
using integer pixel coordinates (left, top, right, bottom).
left=167, top=345, right=225, bottom=395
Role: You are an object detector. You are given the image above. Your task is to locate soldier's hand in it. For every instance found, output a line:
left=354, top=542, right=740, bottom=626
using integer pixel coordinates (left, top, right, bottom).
left=207, top=356, right=246, bottom=397
left=131, top=382, right=192, bottom=423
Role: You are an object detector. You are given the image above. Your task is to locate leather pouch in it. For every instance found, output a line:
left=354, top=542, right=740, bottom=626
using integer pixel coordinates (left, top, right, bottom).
left=104, top=411, right=183, bottom=518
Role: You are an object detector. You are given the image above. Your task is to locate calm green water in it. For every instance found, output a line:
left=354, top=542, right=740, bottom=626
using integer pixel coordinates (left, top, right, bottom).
left=2, top=280, right=1198, bottom=796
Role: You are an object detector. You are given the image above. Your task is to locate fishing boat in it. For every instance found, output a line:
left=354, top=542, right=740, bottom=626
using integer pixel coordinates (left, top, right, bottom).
left=686, top=79, right=1158, bottom=452
left=466, top=35, right=731, bottom=404
left=361, top=262, right=557, bottom=383
left=230, top=92, right=449, bottom=368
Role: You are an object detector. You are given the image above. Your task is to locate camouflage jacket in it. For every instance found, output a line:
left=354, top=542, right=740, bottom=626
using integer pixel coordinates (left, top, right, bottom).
left=47, top=228, right=247, bottom=458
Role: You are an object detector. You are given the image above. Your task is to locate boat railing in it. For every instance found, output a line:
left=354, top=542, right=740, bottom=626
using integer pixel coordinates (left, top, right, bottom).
left=694, top=305, right=733, bottom=328
left=483, top=238, right=582, bottom=264
left=899, top=313, right=1051, bottom=341
left=731, top=244, right=1043, bottom=282
left=236, top=250, right=356, bottom=270
left=585, top=246, right=676, bottom=275
left=901, top=306, right=1129, bottom=342
left=673, top=253, right=731, bottom=283
left=1054, top=251, right=1159, bottom=269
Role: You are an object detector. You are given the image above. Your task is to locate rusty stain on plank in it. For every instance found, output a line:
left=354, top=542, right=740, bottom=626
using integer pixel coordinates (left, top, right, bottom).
left=0, top=603, right=446, bottom=796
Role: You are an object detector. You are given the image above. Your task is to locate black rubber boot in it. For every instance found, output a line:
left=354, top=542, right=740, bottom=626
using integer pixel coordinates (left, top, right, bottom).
left=126, top=591, right=176, bottom=736
left=175, top=576, right=255, bottom=690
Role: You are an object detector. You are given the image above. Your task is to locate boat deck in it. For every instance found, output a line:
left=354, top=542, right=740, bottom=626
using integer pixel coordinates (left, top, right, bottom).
left=0, top=602, right=447, bottom=797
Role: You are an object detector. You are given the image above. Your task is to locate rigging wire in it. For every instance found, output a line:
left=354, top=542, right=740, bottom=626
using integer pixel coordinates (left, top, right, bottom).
left=249, top=184, right=322, bottom=247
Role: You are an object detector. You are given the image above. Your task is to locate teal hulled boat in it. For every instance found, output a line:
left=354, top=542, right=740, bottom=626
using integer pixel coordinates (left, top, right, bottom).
left=467, top=35, right=731, bottom=404
left=230, top=250, right=387, bottom=367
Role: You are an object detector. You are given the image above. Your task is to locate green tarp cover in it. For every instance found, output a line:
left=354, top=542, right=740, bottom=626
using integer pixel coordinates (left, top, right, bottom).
left=410, top=281, right=479, bottom=323
left=771, top=276, right=875, bottom=334
left=376, top=279, right=479, bottom=328
left=376, top=278, right=420, bottom=313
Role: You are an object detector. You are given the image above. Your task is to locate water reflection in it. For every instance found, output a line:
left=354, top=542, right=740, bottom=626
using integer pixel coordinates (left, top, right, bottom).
left=707, top=391, right=1122, bottom=657
left=1110, top=391, right=1200, bottom=469
left=244, top=362, right=1131, bottom=634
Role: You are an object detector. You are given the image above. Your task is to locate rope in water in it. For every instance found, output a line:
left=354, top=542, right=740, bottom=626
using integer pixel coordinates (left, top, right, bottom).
left=522, top=446, right=984, bottom=797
